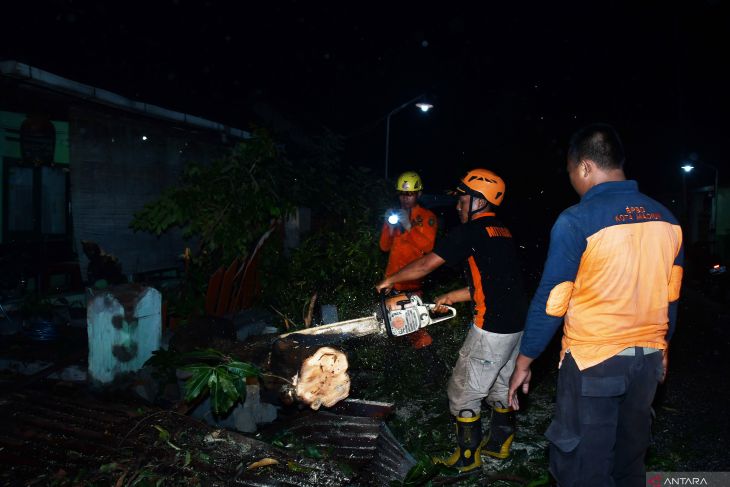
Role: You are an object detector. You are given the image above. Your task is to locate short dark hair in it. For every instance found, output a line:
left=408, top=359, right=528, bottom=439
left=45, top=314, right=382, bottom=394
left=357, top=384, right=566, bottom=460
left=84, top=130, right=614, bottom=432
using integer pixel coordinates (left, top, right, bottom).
left=568, top=123, right=625, bottom=170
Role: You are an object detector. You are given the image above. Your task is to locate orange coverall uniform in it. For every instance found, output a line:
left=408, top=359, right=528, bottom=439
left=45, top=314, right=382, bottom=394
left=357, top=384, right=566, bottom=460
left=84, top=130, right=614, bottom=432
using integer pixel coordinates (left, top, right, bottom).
left=379, top=204, right=438, bottom=348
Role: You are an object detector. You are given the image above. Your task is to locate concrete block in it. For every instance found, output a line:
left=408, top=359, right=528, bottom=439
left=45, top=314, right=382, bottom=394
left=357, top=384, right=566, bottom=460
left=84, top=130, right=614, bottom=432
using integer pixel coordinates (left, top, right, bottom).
left=87, top=284, right=161, bottom=384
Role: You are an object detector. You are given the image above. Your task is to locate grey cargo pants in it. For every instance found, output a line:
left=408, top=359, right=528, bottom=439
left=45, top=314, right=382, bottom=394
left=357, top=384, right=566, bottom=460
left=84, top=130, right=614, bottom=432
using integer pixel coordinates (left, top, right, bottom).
left=447, top=324, right=522, bottom=416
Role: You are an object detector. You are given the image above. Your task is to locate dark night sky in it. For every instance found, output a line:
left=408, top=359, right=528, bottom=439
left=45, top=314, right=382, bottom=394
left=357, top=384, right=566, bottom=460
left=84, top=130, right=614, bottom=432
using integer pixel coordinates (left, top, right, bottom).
left=2, top=1, right=729, bottom=223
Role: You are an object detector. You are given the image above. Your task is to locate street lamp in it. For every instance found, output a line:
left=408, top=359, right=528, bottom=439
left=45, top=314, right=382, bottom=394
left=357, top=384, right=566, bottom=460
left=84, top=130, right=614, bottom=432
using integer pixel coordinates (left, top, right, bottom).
left=384, top=94, right=433, bottom=179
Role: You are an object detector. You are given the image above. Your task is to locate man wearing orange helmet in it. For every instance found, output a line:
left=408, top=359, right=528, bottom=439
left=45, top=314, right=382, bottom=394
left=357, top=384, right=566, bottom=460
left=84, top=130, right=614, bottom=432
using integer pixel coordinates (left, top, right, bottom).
left=379, top=171, right=441, bottom=361
left=376, top=168, right=527, bottom=472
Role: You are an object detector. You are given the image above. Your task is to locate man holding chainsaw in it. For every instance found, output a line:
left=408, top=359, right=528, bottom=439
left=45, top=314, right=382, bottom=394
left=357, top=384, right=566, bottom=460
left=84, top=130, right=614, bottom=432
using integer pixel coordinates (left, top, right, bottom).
left=508, top=124, right=683, bottom=486
left=376, top=168, right=527, bottom=472
left=379, top=171, right=442, bottom=372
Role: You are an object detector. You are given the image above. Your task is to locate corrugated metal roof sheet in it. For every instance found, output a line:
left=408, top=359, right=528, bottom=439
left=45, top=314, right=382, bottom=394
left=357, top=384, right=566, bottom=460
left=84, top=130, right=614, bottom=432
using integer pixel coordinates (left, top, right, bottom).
left=0, top=381, right=415, bottom=486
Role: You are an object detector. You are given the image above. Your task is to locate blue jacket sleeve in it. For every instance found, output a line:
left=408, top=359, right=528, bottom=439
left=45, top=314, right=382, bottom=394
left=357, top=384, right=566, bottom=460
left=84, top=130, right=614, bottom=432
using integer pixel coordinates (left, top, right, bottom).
left=520, top=210, right=586, bottom=358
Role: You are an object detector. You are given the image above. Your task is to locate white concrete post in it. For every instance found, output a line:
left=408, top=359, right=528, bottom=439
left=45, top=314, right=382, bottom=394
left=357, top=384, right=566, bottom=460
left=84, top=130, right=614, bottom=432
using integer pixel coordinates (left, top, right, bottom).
left=87, top=284, right=161, bottom=384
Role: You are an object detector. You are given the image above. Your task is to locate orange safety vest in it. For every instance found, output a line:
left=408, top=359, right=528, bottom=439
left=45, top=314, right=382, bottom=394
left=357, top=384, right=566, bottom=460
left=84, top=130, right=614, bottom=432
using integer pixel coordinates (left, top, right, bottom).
left=379, top=205, right=437, bottom=291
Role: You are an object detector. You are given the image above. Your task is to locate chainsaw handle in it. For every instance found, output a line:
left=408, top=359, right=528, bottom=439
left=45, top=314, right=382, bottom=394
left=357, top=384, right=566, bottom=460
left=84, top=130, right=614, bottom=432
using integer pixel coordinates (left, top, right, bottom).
left=379, top=289, right=396, bottom=336
left=426, top=303, right=457, bottom=324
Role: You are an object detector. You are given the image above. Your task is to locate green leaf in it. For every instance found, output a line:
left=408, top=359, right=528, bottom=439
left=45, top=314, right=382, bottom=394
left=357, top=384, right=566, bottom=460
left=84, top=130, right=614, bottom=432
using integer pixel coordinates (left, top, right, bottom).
left=304, top=445, right=323, bottom=459
left=181, top=362, right=217, bottom=374
left=184, top=450, right=192, bottom=467
left=209, top=371, right=236, bottom=415
left=226, top=361, right=260, bottom=378
left=153, top=424, right=170, bottom=442
left=233, top=377, right=246, bottom=398
left=184, top=368, right=214, bottom=402
left=216, top=367, right=239, bottom=399
left=166, top=439, right=181, bottom=451
left=98, top=462, right=119, bottom=473
left=396, top=457, right=458, bottom=487
left=287, top=461, right=313, bottom=473
left=527, top=473, right=551, bottom=487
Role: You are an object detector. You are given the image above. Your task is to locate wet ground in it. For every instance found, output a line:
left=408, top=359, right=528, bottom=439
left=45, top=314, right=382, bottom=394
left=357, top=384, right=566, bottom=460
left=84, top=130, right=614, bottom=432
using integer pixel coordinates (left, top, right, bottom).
left=648, top=285, right=730, bottom=472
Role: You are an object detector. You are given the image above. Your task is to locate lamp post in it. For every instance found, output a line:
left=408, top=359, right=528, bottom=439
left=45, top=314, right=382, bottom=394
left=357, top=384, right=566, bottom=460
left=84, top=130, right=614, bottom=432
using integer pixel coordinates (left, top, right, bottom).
left=384, top=94, right=433, bottom=179
left=682, top=158, right=720, bottom=250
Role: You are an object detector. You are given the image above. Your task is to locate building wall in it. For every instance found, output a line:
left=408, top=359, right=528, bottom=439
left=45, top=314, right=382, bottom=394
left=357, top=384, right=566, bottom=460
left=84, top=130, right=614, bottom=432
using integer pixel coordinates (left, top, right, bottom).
left=1, top=69, right=246, bottom=294
left=685, top=185, right=730, bottom=263
left=717, top=187, right=730, bottom=261
left=69, top=105, right=226, bottom=278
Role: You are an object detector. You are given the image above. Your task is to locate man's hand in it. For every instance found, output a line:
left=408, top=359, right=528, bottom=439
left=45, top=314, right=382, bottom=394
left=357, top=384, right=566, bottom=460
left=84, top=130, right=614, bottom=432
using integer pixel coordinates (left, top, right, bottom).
left=433, top=293, right=454, bottom=313
left=375, top=278, right=393, bottom=294
left=508, top=354, right=534, bottom=411
left=397, top=209, right=411, bottom=231
left=434, top=287, right=470, bottom=312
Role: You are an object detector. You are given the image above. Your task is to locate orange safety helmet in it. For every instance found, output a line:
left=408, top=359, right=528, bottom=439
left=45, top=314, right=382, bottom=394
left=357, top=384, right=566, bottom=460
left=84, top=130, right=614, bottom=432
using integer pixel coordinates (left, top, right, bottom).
left=454, top=168, right=505, bottom=206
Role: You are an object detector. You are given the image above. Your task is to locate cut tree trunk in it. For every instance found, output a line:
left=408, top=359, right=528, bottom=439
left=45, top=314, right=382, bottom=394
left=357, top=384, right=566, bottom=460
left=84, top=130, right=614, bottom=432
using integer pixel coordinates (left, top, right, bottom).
left=172, top=317, right=351, bottom=410
left=268, top=334, right=350, bottom=410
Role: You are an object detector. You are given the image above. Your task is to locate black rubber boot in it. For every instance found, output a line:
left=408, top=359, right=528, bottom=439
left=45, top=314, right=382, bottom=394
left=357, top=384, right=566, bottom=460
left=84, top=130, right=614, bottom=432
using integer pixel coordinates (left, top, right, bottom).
left=482, top=407, right=516, bottom=459
left=433, top=409, right=483, bottom=473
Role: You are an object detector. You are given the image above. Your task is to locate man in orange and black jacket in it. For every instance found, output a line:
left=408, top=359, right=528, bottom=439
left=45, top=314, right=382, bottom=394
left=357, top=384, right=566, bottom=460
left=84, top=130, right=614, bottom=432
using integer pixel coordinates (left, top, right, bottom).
left=377, top=168, right=527, bottom=472
left=509, top=124, right=684, bottom=487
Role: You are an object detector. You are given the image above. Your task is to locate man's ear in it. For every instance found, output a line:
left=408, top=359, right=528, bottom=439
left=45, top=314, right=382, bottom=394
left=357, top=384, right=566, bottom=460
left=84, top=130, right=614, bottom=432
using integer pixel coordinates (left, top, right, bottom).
left=581, top=159, right=596, bottom=177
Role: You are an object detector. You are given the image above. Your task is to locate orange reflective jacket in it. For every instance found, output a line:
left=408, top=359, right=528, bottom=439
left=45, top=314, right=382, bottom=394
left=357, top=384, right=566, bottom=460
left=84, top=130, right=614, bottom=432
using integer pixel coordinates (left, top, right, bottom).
left=379, top=205, right=437, bottom=291
left=520, top=180, right=684, bottom=371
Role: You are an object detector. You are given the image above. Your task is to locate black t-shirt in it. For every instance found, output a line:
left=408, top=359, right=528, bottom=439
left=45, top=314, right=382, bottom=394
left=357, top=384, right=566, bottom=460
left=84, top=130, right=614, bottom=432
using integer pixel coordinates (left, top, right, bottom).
left=432, top=213, right=527, bottom=333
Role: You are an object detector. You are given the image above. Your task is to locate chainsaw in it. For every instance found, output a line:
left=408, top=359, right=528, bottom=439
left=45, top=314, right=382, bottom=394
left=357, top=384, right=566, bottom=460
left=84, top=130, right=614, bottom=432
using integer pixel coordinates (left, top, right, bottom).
left=279, top=291, right=457, bottom=340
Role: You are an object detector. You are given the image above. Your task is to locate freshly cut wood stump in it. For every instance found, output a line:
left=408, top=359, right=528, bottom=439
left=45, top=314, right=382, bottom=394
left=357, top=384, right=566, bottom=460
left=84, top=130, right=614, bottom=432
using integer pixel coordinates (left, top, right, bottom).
left=170, top=324, right=351, bottom=410
left=294, top=347, right=350, bottom=410
left=269, top=334, right=351, bottom=409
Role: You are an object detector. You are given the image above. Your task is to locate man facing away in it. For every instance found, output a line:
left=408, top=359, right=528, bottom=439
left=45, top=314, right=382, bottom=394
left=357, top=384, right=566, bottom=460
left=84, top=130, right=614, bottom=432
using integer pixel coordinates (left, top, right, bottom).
left=509, top=123, right=684, bottom=486
left=377, top=168, right=527, bottom=472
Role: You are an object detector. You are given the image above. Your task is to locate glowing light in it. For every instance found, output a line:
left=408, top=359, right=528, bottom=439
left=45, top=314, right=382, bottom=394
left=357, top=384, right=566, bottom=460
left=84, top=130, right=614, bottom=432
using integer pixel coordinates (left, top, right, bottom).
left=416, top=102, right=433, bottom=112
left=142, top=135, right=148, bottom=141
left=388, top=214, right=400, bottom=225
left=681, top=164, right=694, bottom=173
